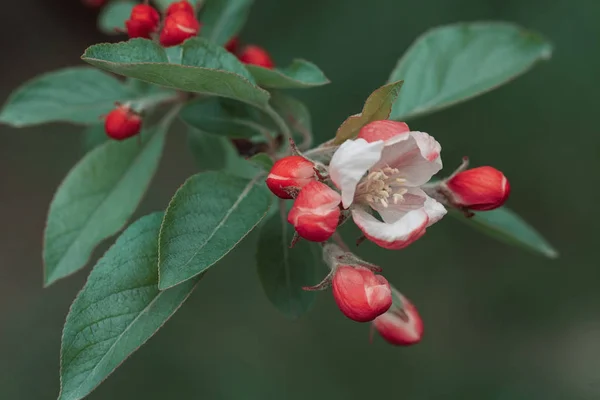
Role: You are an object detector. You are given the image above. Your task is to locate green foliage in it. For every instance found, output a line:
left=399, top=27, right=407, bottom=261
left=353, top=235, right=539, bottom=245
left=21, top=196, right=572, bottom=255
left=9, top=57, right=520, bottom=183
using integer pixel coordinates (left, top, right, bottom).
left=451, top=207, right=558, bottom=258
left=59, top=213, right=200, bottom=400
left=256, top=211, right=319, bottom=318
left=201, top=0, right=255, bottom=46
left=43, top=119, right=170, bottom=286
left=81, top=124, right=107, bottom=152
left=270, top=92, right=311, bottom=133
left=158, top=171, right=272, bottom=289
left=82, top=38, right=270, bottom=108
left=247, top=60, right=330, bottom=89
left=0, top=67, right=140, bottom=127
left=98, top=1, right=135, bottom=35
left=249, top=153, right=274, bottom=171
left=389, top=22, right=553, bottom=120
left=334, top=80, right=403, bottom=144
left=152, top=0, right=178, bottom=10
left=187, top=128, right=230, bottom=170
left=179, top=97, right=271, bottom=138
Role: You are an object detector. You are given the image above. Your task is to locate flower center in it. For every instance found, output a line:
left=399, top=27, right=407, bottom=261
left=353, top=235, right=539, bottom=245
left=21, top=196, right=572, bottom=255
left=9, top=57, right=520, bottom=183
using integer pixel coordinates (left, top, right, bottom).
left=355, top=167, right=407, bottom=208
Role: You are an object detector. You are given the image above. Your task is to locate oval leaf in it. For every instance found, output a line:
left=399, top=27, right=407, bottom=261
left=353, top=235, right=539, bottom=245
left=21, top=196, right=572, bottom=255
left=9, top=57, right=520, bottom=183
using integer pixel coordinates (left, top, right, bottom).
left=59, top=213, right=200, bottom=400
left=451, top=207, right=558, bottom=258
left=81, top=124, right=108, bottom=152
left=0, top=67, right=140, bottom=127
left=44, top=123, right=169, bottom=286
left=269, top=91, right=312, bottom=141
left=158, top=171, right=271, bottom=289
left=201, top=0, right=254, bottom=46
left=98, top=1, right=135, bottom=35
left=247, top=59, right=330, bottom=89
left=389, top=22, right=553, bottom=120
left=256, top=211, right=319, bottom=318
left=81, top=38, right=270, bottom=108
left=180, top=97, right=270, bottom=138
left=333, top=80, right=403, bottom=144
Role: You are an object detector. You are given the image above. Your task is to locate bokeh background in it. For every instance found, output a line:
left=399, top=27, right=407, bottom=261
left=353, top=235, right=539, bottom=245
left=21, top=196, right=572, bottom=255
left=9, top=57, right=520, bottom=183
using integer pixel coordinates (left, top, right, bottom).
left=1, top=0, right=599, bottom=399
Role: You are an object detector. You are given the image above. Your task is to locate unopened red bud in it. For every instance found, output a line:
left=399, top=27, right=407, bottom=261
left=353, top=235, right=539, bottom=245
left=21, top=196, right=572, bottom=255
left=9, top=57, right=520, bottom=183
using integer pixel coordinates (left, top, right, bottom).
left=373, top=297, right=423, bottom=346
left=126, top=4, right=160, bottom=39
left=446, top=166, right=510, bottom=211
left=332, top=265, right=392, bottom=322
left=160, top=11, right=200, bottom=47
left=166, top=0, right=195, bottom=16
left=104, top=105, right=142, bottom=141
left=288, top=181, right=341, bottom=242
left=357, top=120, right=410, bottom=143
left=225, top=36, right=240, bottom=53
left=266, top=156, right=316, bottom=199
left=238, top=45, right=274, bottom=69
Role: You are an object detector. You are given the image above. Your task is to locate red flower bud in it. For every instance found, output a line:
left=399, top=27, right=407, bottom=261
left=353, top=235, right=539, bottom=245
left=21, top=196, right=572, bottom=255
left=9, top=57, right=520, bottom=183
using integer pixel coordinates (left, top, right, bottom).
left=160, top=11, right=200, bottom=47
left=266, top=156, right=316, bottom=199
left=288, top=181, right=341, bottom=242
left=357, top=120, right=410, bottom=143
left=104, top=105, right=142, bottom=141
left=332, top=265, right=392, bottom=322
left=238, top=45, right=274, bottom=69
left=373, top=297, right=423, bottom=346
left=446, top=166, right=510, bottom=211
left=166, top=0, right=195, bottom=16
left=126, top=4, right=160, bottom=39
left=225, top=36, right=240, bottom=53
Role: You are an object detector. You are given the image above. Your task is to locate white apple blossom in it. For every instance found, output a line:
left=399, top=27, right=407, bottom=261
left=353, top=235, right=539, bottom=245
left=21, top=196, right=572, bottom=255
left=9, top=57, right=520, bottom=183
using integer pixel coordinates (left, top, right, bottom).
left=328, top=120, right=446, bottom=249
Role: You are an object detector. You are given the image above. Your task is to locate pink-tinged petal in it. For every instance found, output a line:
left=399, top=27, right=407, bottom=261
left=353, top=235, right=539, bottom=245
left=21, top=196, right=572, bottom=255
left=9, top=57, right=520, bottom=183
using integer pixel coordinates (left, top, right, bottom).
left=374, top=131, right=442, bottom=186
left=373, top=296, right=423, bottom=346
left=370, top=187, right=427, bottom=224
left=423, top=195, right=446, bottom=226
left=357, top=120, right=410, bottom=143
left=352, top=207, right=428, bottom=250
left=329, top=139, right=385, bottom=209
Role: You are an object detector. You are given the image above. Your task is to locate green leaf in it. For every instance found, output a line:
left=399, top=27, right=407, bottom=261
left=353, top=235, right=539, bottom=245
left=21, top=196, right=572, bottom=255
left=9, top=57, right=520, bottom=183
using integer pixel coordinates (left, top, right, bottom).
left=389, top=22, right=553, bottom=120
left=151, top=0, right=178, bottom=10
left=81, top=124, right=107, bottom=152
left=201, top=0, right=254, bottom=46
left=158, top=171, right=271, bottom=289
left=180, top=97, right=270, bottom=139
left=98, top=1, right=134, bottom=35
left=269, top=91, right=312, bottom=140
left=247, top=59, right=330, bottom=89
left=44, top=119, right=171, bottom=286
left=186, top=128, right=262, bottom=178
left=256, top=211, right=319, bottom=318
left=249, top=153, right=273, bottom=171
left=0, top=67, right=140, bottom=127
left=451, top=207, right=558, bottom=258
left=59, top=213, right=200, bottom=400
left=333, top=80, right=403, bottom=144
left=82, top=38, right=270, bottom=108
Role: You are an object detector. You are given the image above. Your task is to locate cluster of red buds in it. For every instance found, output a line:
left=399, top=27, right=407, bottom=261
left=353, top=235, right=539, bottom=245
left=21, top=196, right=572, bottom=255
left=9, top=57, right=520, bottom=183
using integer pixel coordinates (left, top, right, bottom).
left=121, top=1, right=199, bottom=47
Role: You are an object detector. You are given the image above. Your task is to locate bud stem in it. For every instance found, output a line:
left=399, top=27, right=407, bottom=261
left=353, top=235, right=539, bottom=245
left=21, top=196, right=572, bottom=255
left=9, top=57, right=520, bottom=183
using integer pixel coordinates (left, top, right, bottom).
left=265, top=104, right=293, bottom=153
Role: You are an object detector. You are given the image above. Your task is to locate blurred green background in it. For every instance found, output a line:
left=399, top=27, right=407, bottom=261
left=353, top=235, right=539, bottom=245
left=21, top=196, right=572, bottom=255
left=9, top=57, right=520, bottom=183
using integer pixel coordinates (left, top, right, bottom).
left=1, top=0, right=599, bottom=399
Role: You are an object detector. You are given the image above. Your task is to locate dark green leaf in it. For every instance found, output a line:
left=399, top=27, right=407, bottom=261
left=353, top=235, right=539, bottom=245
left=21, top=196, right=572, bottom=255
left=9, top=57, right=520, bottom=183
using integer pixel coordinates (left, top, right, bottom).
left=164, top=45, right=184, bottom=64
left=389, top=22, right=553, bottom=120
left=187, top=129, right=229, bottom=171
left=269, top=92, right=312, bottom=140
left=152, top=0, right=178, bottom=10
left=257, top=211, right=319, bottom=318
left=247, top=59, right=330, bottom=89
left=44, top=119, right=171, bottom=286
left=0, top=67, right=139, bottom=127
left=334, top=80, right=403, bottom=144
left=249, top=153, right=273, bottom=171
left=201, top=0, right=254, bottom=46
left=82, top=38, right=270, bottom=108
left=81, top=124, right=107, bottom=152
left=98, top=1, right=135, bottom=35
left=158, top=171, right=271, bottom=289
left=59, top=213, right=199, bottom=400
left=180, top=97, right=270, bottom=138
left=451, top=207, right=558, bottom=258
